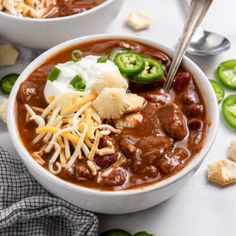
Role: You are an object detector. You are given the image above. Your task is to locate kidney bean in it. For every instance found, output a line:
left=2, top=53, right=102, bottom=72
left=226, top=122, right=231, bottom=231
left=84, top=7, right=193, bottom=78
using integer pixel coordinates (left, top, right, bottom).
left=181, top=91, right=199, bottom=104
left=186, top=104, right=204, bottom=117
left=144, top=166, right=159, bottom=178
left=188, top=118, right=203, bottom=130
left=174, top=72, right=192, bottom=92
left=145, top=93, right=170, bottom=105
left=103, top=169, right=127, bottom=187
left=94, top=154, right=117, bottom=169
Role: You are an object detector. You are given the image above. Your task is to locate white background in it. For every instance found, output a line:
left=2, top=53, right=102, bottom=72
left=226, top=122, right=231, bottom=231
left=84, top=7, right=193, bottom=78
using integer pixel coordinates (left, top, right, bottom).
left=1, top=0, right=236, bottom=235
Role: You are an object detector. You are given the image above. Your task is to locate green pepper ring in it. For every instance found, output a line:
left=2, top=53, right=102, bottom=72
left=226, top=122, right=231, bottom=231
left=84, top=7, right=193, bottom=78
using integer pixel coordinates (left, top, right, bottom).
left=131, top=57, right=164, bottom=84
left=0, top=73, right=19, bottom=95
left=217, top=59, right=236, bottom=90
left=222, top=95, right=236, bottom=130
left=209, top=80, right=225, bottom=103
left=114, top=52, right=145, bottom=76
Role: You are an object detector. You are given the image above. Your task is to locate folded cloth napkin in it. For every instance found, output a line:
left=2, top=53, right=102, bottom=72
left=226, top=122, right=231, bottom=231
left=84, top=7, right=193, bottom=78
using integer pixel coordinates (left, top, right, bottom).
left=0, top=147, right=98, bottom=236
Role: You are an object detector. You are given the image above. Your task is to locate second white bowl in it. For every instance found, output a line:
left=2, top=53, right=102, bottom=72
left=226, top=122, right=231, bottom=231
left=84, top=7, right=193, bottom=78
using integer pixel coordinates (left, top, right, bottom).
left=0, top=0, right=124, bottom=49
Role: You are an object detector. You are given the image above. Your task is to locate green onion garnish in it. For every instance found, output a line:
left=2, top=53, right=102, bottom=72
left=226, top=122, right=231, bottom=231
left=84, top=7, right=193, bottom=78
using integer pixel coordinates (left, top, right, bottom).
left=47, top=67, right=61, bottom=81
left=71, top=49, right=83, bottom=62
left=97, top=56, right=108, bottom=63
left=70, top=75, right=86, bottom=91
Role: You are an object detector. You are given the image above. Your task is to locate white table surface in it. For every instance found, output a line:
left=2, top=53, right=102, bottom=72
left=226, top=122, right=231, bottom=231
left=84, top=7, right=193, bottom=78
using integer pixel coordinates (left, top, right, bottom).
left=1, top=0, right=236, bottom=235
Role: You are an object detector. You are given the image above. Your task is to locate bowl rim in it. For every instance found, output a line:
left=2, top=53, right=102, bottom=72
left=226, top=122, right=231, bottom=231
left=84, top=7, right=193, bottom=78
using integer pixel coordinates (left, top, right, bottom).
left=8, top=34, right=219, bottom=197
left=0, top=0, right=115, bottom=22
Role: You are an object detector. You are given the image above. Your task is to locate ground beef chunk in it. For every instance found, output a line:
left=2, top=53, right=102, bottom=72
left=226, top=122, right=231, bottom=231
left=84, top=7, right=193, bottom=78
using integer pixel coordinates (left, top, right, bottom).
left=157, top=104, right=187, bottom=140
left=119, top=135, right=139, bottom=158
left=75, top=162, right=93, bottom=181
left=159, top=147, right=189, bottom=174
left=139, top=135, right=173, bottom=164
left=103, top=169, right=127, bottom=187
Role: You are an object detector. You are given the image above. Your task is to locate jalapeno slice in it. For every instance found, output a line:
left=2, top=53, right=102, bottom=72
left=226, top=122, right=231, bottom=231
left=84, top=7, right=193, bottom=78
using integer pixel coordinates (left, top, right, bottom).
left=0, top=73, right=19, bottom=95
left=114, top=52, right=145, bottom=76
left=100, top=229, right=132, bottom=236
left=217, top=59, right=236, bottom=90
left=133, top=232, right=155, bottom=236
left=209, top=80, right=225, bottom=103
left=222, top=95, right=236, bottom=129
left=131, top=57, right=164, bottom=83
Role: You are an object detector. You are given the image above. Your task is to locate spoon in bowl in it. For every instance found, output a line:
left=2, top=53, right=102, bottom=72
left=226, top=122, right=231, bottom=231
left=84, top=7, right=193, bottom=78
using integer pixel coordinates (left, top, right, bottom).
left=163, top=0, right=213, bottom=93
left=184, top=0, right=231, bottom=56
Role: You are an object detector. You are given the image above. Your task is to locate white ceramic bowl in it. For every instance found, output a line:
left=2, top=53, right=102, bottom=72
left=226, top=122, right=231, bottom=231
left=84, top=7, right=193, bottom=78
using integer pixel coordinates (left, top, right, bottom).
left=8, top=35, right=219, bottom=214
left=0, top=0, right=124, bottom=49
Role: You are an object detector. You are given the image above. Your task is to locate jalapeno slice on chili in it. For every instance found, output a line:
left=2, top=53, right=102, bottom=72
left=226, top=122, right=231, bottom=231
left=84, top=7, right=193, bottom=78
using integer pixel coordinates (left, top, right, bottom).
left=0, top=73, right=19, bottom=95
left=217, top=59, right=236, bottom=90
left=114, top=52, right=145, bottom=76
left=109, top=48, right=127, bottom=61
left=209, top=80, right=225, bottom=103
left=222, top=95, right=236, bottom=129
left=131, top=57, right=164, bottom=83
left=99, top=229, right=132, bottom=236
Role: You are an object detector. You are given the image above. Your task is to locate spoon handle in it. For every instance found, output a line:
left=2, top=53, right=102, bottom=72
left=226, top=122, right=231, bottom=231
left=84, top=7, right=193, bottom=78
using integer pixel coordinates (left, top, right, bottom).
left=163, top=0, right=213, bottom=93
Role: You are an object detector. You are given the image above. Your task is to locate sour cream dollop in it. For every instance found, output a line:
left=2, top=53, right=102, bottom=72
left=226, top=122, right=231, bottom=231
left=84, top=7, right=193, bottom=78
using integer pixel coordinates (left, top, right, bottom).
left=44, top=56, right=124, bottom=99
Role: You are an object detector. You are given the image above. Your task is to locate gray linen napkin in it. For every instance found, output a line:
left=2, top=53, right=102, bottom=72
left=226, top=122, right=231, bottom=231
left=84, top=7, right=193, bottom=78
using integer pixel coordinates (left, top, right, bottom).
left=0, top=147, right=98, bottom=236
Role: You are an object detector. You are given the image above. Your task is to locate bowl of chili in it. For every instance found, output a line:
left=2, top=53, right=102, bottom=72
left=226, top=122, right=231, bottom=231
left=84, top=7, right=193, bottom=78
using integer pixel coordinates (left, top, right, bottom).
left=7, top=35, right=219, bottom=214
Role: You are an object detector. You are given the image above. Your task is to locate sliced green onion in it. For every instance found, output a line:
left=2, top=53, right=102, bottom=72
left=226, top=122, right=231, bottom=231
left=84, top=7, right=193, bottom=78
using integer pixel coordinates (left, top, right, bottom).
left=47, top=67, right=61, bottom=81
left=97, top=56, right=108, bottom=63
left=70, top=75, right=86, bottom=91
left=71, top=49, right=83, bottom=62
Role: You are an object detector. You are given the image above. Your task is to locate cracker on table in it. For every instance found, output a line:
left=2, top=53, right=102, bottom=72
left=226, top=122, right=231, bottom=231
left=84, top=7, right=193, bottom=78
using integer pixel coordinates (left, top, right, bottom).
left=208, top=159, right=236, bottom=186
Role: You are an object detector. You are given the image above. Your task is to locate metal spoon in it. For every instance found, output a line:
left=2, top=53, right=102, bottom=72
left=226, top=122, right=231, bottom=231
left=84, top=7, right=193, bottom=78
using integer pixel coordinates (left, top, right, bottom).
left=187, top=30, right=231, bottom=56
left=163, top=0, right=213, bottom=93
left=184, top=0, right=231, bottom=56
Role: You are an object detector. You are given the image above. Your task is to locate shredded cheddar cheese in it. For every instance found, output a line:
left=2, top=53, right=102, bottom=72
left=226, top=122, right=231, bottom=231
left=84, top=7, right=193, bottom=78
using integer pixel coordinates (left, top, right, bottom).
left=62, top=94, right=96, bottom=115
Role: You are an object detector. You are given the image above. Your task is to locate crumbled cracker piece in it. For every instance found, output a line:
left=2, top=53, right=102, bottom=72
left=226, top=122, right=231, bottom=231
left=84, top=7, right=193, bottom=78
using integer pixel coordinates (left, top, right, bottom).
left=114, top=113, right=143, bottom=128
left=0, top=44, right=19, bottom=67
left=0, top=98, right=8, bottom=123
left=91, top=71, right=128, bottom=95
left=125, top=93, right=145, bottom=113
left=208, top=159, right=236, bottom=186
left=127, top=10, right=152, bottom=31
left=228, top=140, right=236, bottom=162
left=92, top=88, right=129, bottom=119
